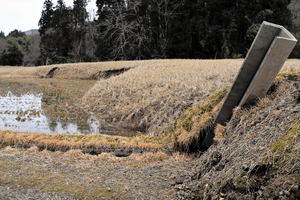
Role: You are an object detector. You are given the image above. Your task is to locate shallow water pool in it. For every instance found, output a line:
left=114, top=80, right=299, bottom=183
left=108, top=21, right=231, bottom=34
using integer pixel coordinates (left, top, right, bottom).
left=0, top=91, right=137, bottom=136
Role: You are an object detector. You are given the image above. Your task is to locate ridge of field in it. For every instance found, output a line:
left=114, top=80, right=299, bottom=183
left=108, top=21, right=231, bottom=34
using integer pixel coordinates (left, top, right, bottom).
left=80, top=59, right=242, bottom=135
left=3, top=59, right=300, bottom=137
left=80, top=59, right=300, bottom=136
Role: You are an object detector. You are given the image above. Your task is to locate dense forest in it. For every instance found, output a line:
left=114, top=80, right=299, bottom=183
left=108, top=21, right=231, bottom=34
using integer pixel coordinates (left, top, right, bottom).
left=0, top=0, right=299, bottom=66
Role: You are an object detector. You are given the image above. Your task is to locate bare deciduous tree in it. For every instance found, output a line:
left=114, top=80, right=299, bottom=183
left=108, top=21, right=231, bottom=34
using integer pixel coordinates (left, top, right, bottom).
left=24, top=35, right=41, bottom=66
left=100, top=0, right=153, bottom=60
left=152, top=0, right=183, bottom=58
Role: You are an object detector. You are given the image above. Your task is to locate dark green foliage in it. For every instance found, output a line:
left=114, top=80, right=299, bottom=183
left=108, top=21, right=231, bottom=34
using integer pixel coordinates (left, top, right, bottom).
left=168, top=0, right=292, bottom=59
left=0, top=31, right=5, bottom=39
left=288, top=0, right=300, bottom=58
left=7, top=29, right=26, bottom=38
left=71, top=0, right=89, bottom=62
left=0, top=45, right=24, bottom=66
left=38, top=0, right=73, bottom=64
left=35, top=0, right=295, bottom=63
left=38, top=0, right=95, bottom=64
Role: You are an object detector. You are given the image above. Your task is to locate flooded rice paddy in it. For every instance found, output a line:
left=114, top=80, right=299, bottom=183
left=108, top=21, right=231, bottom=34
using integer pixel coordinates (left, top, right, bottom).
left=0, top=78, right=137, bottom=137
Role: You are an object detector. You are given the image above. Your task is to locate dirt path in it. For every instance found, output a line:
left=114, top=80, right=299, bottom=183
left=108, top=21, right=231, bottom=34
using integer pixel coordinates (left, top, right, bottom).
left=0, top=147, right=196, bottom=200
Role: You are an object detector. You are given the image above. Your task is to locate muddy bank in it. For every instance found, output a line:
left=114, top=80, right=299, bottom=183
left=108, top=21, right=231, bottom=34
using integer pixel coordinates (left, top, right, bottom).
left=88, top=67, right=131, bottom=80
left=5, top=61, right=138, bottom=80
left=40, top=66, right=132, bottom=80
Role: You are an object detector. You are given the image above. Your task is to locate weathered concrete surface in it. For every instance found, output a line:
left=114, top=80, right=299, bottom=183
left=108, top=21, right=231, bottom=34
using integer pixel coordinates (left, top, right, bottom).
left=201, top=21, right=297, bottom=149
left=239, top=30, right=297, bottom=106
left=214, top=21, right=297, bottom=126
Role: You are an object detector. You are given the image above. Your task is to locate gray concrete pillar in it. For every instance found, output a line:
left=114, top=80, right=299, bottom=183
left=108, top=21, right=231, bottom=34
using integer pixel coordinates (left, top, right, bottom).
left=201, top=21, right=297, bottom=149
left=214, top=21, right=297, bottom=126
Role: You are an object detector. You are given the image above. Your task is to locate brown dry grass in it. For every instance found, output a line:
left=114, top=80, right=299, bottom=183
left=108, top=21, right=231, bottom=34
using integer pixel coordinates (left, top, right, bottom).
left=80, top=59, right=300, bottom=136
left=2, top=59, right=300, bottom=149
left=186, top=72, right=300, bottom=198
left=0, top=130, right=170, bottom=152
left=81, top=59, right=243, bottom=135
left=3, top=59, right=243, bottom=135
left=0, top=66, right=23, bottom=76
left=2, top=60, right=300, bottom=199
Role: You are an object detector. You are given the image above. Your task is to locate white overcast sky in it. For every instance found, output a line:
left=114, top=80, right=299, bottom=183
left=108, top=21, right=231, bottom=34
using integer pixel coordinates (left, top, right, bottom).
left=0, top=0, right=97, bottom=36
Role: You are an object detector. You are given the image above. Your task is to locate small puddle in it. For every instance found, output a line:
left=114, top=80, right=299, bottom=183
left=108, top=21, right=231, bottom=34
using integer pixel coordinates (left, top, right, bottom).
left=0, top=92, right=137, bottom=136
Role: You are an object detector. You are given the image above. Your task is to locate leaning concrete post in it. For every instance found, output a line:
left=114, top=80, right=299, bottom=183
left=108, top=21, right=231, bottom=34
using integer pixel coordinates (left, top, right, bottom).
left=215, top=21, right=297, bottom=126
left=201, top=21, right=297, bottom=149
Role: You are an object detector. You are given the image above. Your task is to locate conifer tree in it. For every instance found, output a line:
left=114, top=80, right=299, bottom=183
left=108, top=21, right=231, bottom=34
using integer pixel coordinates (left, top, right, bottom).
left=0, top=31, right=5, bottom=39
left=1, top=45, right=23, bottom=66
left=72, top=0, right=89, bottom=61
left=38, top=0, right=54, bottom=35
left=39, top=0, right=54, bottom=64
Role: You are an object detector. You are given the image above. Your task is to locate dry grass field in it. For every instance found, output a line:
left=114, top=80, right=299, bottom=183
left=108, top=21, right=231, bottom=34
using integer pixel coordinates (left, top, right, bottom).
left=0, top=66, right=23, bottom=76
left=2, top=59, right=300, bottom=138
left=81, top=59, right=243, bottom=135
left=81, top=59, right=300, bottom=136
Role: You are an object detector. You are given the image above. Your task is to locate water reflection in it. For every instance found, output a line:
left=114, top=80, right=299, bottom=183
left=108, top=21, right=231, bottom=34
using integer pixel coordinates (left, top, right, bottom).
left=0, top=92, right=135, bottom=136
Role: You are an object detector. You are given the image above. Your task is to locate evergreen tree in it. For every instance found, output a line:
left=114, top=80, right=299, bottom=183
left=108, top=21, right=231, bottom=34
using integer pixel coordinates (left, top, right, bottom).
left=168, top=0, right=293, bottom=59
left=73, top=0, right=89, bottom=26
left=1, top=45, right=23, bottom=66
left=7, top=29, right=26, bottom=38
left=39, top=0, right=55, bottom=64
left=71, top=0, right=89, bottom=62
left=39, top=0, right=73, bottom=64
left=0, top=31, right=5, bottom=39
left=52, top=0, right=73, bottom=60
left=38, top=0, right=54, bottom=35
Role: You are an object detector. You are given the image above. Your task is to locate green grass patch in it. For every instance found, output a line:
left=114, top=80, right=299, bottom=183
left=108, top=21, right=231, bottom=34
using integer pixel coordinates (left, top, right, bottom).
left=171, top=87, right=229, bottom=152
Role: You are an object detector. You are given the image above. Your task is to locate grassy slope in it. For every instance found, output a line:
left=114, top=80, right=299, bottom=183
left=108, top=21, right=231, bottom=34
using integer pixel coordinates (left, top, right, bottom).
left=81, top=59, right=243, bottom=135
left=178, top=72, right=300, bottom=199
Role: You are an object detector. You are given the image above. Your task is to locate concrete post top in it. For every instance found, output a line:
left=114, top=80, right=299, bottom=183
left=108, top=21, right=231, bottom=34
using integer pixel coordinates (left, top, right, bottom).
left=262, top=21, right=297, bottom=41
left=214, top=21, right=297, bottom=126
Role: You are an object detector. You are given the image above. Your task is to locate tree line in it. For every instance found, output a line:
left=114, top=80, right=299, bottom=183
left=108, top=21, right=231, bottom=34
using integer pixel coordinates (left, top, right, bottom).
left=0, top=0, right=299, bottom=66
left=0, top=30, right=40, bottom=66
